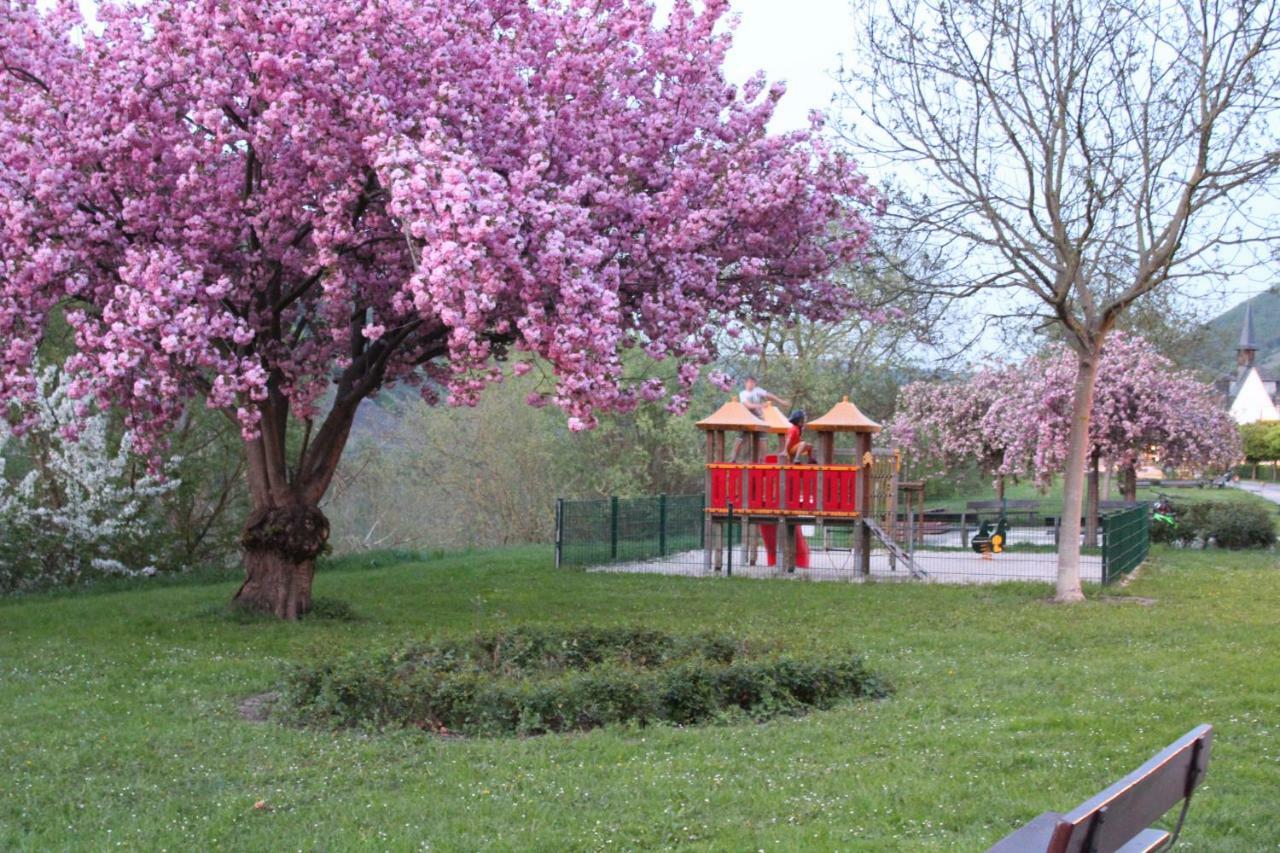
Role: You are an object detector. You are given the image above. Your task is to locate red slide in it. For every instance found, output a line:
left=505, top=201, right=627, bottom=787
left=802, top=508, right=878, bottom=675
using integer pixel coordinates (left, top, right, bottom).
left=758, top=522, right=810, bottom=569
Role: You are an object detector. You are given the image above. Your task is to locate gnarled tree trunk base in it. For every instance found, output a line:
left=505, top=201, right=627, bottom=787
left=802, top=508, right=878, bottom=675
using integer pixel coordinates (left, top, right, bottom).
left=233, top=504, right=329, bottom=620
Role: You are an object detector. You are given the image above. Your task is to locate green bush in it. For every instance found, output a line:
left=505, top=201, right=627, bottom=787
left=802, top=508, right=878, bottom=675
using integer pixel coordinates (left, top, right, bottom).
left=1151, top=500, right=1276, bottom=549
left=279, top=627, right=886, bottom=736
left=1205, top=502, right=1277, bottom=549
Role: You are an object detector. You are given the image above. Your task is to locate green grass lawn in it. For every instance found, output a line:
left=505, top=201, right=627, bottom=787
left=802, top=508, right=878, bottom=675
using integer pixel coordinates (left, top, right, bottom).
left=3, top=545, right=1279, bottom=850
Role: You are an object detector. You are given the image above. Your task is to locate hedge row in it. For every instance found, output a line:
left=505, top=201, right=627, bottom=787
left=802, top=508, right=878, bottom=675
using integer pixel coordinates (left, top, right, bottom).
left=1151, top=499, right=1277, bottom=549
left=280, top=627, right=886, bottom=736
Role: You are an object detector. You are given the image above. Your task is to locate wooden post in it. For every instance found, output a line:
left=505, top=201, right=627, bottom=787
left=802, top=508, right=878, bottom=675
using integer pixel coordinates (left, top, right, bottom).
left=777, top=456, right=792, bottom=573
left=857, top=433, right=872, bottom=578
left=780, top=522, right=792, bottom=578
left=814, top=461, right=826, bottom=552
left=717, top=433, right=728, bottom=572
left=703, top=430, right=715, bottom=574
left=746, top=432, right=761, bottom=566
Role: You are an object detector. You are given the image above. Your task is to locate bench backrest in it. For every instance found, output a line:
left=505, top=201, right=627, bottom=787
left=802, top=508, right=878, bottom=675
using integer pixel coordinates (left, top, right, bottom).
left=988, top=724, right=1213, bottom=853
left=966, top=500, right=1039, bottom=511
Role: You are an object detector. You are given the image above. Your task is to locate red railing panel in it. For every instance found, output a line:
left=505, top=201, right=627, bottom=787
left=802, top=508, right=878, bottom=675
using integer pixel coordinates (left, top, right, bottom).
left=822, top=468, right=858, bottom=513
left=784, top=466, right=818, bottom=511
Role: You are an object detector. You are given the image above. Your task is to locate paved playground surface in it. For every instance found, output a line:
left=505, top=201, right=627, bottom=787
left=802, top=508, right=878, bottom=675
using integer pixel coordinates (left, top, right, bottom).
left=589, top=546, right=1103, bottom=585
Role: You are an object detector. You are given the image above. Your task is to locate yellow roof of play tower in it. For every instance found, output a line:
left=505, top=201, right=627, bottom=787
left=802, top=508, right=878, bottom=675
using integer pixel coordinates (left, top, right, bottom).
left=695, top=399, right=766, bottom=431
left=807, top=396, right=881, bottom=433
left=757, top=403, right=791, bottom=434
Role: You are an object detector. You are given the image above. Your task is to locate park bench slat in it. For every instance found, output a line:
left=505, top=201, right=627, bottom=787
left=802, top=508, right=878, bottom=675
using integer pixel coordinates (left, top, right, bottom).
left=987, top=724, right=1212, bottom=853
left=985, top=812, right=1071, bottom=852
left=1114, top=828, right=1171, bottom=852
left=966, top=500, right=1039, bottom=511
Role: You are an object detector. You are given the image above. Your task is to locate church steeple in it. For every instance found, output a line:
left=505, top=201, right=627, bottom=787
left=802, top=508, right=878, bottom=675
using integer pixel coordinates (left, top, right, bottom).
left=1238, top=303, right=1258, bottom=368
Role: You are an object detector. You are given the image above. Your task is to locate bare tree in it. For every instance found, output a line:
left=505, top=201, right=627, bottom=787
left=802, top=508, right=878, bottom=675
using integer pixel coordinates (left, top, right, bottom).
left=729, top=239, right=962, bottom=417
left=842, top=0, right=1280, bottom=601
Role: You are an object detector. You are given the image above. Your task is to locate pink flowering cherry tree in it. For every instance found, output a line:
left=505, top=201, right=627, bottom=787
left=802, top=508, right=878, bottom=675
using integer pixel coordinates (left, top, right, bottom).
left=890, top=365, right=1019, bottom=496
left=985, top=334, right=1239, bottom=536
left=1, top=0, right=876, bottom=617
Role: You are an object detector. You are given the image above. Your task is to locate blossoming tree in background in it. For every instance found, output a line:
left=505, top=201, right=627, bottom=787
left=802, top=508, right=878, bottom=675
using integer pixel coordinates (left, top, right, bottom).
left=0, top=0, right=877, bottom=617
left=890, top=365, right=1020, bottom=496
left=894, top=335, right=1239, bottom=539
left=985, top=335, right=1239, bottom=537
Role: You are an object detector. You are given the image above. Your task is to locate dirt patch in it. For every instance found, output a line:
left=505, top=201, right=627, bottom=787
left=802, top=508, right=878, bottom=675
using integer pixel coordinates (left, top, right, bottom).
left=1100, top=595, right=1157, bottom=606
left=239, top=691, right=279, bottom=722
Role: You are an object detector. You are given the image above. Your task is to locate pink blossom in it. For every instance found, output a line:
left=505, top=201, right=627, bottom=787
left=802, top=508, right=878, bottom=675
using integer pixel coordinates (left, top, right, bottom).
left=895, top=334, right=1239, bottom=486
left=0, top=0, right=876, bottom=470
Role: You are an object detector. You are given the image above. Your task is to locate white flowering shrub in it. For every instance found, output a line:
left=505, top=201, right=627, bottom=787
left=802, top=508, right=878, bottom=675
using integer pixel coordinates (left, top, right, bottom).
left=0, top=366, right=179, bottom=593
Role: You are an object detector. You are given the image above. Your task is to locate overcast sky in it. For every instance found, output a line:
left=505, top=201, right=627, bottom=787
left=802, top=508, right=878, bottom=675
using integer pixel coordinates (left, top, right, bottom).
left=715, top=0, right=1276, bottom=361
left=720, top=0, right=855, bottom=132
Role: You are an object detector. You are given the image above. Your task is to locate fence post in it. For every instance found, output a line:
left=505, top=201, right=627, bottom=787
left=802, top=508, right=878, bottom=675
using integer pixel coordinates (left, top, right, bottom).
left=726, top=503, right=734, bottom=577
left=960, top=510, right=968, bottom=548
left=699, top=493, right=706, bottom=547
left=1101, top=512, right=1110, bottom=585
left=554, top=497, right=564, bottom=569
left=610, top=496, right=619, bottom=560
left=658, top=493, right=668, bottom=556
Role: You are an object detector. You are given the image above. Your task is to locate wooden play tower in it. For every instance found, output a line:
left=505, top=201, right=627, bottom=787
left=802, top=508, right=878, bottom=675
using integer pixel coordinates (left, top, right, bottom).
left=697, top=396, right=922, bottom=577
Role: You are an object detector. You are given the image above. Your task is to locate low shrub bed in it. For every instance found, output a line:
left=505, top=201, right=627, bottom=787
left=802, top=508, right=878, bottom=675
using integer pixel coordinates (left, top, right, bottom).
left=279, top=626, right=886, bottom=736
left=1151, top=499, right=1277, bottom=549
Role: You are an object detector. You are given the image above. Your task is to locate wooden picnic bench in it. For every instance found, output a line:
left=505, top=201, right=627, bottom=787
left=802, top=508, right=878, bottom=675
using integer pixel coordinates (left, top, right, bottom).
left=987, top=724, right=1213, bottom=853
left=1137, top=478, right=1209, bottom=489
left=966, top=499, right=1040, bottom=512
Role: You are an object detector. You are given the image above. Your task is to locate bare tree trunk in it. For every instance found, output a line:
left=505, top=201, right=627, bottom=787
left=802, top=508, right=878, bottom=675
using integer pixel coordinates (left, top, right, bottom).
left=1085, top=450, right=1100, bottom=548
left=1121, top=466, right=1138, bottom=502
left=1056, top=351, right=1100, bottom=603
left=995, top=474, right=1006, bottom=501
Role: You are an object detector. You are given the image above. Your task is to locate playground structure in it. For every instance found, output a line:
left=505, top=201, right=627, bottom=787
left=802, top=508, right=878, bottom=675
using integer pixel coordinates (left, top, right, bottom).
left=697, top=396, right=925, bottom=579
left=555, top=394, right=1150, bottom=586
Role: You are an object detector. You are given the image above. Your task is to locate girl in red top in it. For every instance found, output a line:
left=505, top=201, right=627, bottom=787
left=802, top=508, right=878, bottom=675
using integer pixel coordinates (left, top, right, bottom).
left=786, top=410, right=815, bottom=463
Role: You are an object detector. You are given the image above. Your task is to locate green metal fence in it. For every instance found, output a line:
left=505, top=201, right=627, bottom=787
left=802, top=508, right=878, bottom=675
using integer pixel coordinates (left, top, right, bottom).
left=1101, top=503, right=1151, bottom=584
left=555, top=494, right=705, bottom=568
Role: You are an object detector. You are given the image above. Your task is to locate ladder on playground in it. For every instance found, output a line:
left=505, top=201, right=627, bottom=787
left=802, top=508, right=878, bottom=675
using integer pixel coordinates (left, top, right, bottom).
left=863, top=518, right=928, bottom=580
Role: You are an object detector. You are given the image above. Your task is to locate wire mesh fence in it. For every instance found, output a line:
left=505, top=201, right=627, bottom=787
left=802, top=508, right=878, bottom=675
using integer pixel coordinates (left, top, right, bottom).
left=556, top=493, right=1152, bottom=586
left=555, top=494, right=705, bottom=569
left=1102, top=504, right=1151, bottom=583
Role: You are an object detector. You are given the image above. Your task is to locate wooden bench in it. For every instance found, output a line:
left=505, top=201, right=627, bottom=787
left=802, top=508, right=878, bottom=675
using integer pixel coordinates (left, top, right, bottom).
left=966, top=499, right=1040, bottom=513
left=987, top=724, right=1213, bottom=853
left=1137, top=478, right=1208, bottom=489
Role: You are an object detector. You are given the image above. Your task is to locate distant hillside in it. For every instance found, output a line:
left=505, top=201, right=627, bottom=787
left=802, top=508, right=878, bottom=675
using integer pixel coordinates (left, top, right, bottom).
left=1199, top=290, right=1280, bottom=377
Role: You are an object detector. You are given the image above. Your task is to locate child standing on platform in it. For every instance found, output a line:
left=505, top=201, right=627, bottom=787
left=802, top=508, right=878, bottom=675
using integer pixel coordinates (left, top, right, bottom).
left=731, top=376, right=788, bottom=461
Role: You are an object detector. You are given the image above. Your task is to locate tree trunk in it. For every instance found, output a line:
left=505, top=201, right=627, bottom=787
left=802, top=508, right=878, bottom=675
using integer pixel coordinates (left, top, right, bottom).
left=1121, top=466, right=1137, bottom=503
left=1055, top=350, right=1100, bottom=603
left=233, top=503, right=330, bottom=619
left=1085, top=450, right=1100, bottom=548
left=995, top=474, right=1006, bottom=500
